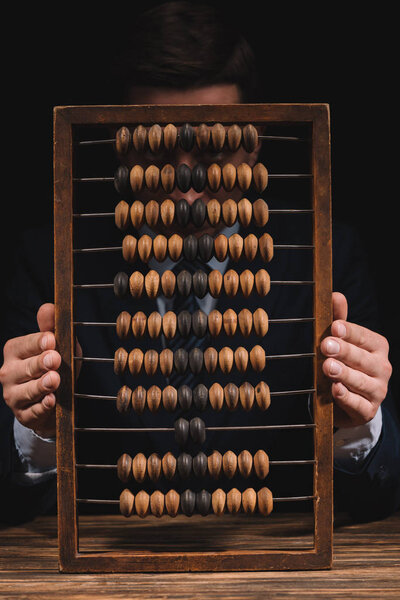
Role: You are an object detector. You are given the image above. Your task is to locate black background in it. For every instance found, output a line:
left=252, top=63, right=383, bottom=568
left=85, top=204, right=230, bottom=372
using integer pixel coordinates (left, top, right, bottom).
left=1, top=4, right=398, bottom=406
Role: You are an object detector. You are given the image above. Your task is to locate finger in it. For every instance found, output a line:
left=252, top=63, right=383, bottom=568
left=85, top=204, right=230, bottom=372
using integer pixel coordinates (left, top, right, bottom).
left=331, top=319, right=389, bottom=355
left=16, top=394, right=56, bottom=432
left=37, top=303, right=55, bottom=333
left=9, top=350, right=62, bottom=384
left=331, top=381, right=378, bottom=426
left=10, top=371, right=60, bottom=409
left=323, top=358, right=386, bottom=405
left=332, top=292, right=348, bottom=321
left=321, top=336, right=380, bottom=377
left=3, top=331, right=56, bottom=361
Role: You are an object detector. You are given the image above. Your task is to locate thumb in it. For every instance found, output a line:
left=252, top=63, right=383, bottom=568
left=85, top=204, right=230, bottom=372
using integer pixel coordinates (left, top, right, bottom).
left=332, top=292, right=348, bottom=321
left=37, top=303, right=55, bottom=332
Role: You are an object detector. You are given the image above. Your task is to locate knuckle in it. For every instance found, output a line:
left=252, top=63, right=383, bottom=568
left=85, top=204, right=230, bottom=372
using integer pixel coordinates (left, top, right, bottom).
left=0, top=363, right=9, bottom=383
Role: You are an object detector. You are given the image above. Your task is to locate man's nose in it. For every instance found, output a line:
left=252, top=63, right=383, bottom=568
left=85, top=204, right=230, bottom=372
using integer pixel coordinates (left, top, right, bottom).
left=169, top=153, right=207, bottom=206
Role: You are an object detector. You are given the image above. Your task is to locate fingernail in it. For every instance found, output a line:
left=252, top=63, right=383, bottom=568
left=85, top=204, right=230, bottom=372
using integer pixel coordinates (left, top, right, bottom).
left=329, top=360, right=342, bottom=376
left=41, top=335, right=49, bottom=351
left=43, top=354, right=53, bottom=369
left=336, top=322, right=346, bottom=338
left=326, top=339, right=340, bottom=355
left=42, top=373, right=53, bottom=389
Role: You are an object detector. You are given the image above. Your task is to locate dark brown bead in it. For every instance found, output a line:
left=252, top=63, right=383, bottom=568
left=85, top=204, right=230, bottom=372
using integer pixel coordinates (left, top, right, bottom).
left=255, top=381, right=271, bottom=410
left=115, top=200, right=130, bottom=231
left=114, top=165, right=130, bottom=196
left=179, top=123, right=195, bottom=152
left=174, top=348, right=188, bottom=374
left=183, top=234, right=198, bottom=261
left=177, top=270, right=192, bottom=296
left=131, top=311, right=147, bottom=338
left=192, top=309, right=207, bottom=338
left=191, top=197, right=206, bottom=226
left=178, top=310, right=192, bottom=337
left=162, top=452, right=176, bottom=480
left=196, top=490, right=211, bottom=516
left=178, top=385, right=192, bottom=411
left=239, top=382, right=255, bottom=411
left=204, top=347, right=218, bottom=374
left=147, top=453, right=162, bottom=482
left=196, top=123, right=210, bottom=150
left=176, top=198, right=190, bottom=227
left=189, top=348, right=203, bottom=375
left=177, top=453, right=192, bottom=479
left=193, top=452, right=208, bottom=478
left=113, top=271, right=128, bottom=298
left=120, top=489, right=134, bottom=517
left=147, top=385, right=161, bottom=413
left=223, top=451, right=237, bottom=479
left=192, top=270, right=208, bottom=298
left=224, top=383, right=239, bottom=410
left=181, top=489, right=196, bottom=516
left=116, top=311, right=131, bottom=339
left=148, top=124, right=163, bottom=153
left=190, top=417, right=206, bottom=444
left=162, top=386, right=177, bottom=412
left=115, top=126, right=131, bottom=154
left=193, top=384, right=208, bottom=411
left=165, top=489, right=180, bottom=517
left=117, top=453, right=132, bottom=482
left=174, top=418, right=189, bottom=446
left=198, top=234, right=214, bottom=262
left=116, top=385, right=132, bottom=413
left=208, top=450, right=222, bottom=479
left=132, top=386, right=146, bottom=414
left=176, top=163, right=191, bottom=192
left=242, top=124, right=258, bottom=152
left=114, top=347, right=128, bottom=375
left=192, top=163, right=207, bottom=193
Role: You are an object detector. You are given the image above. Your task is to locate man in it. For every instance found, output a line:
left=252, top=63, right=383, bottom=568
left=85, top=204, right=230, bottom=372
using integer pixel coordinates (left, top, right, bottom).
left=0, top=2, right=399, bottom=524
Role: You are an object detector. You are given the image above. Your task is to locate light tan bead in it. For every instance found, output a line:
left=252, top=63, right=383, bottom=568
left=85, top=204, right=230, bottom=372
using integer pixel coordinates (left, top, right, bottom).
left=207, top=163, right=221, bottom=192
left=147, top=452, right=162, bottom=481
left=239, top=382, right=255, bottom=411
left=161, top=164, right=175, bottom=193
left=238, top=450, right=253, bottom=478
left=168, top=233, right=183, bottom=261
left=235, top=346, right=249, bottom=372
left=117, top=453, right=132, bottom=483
left=211, top=123, right=225, bottom=151
left=144, top=349, right=158, bottom=376
left=253, top=198, right=269, bottom=227
left=116, top=311, right=131, bottom=339
left=208, top=450, right=223, bottom=479
left=162, top=386, right=177, bottom=412
left=227, top=124, right=242, bottom=151
left=222, top=163, right=236, bottom=191
left=254, top=449, right=269, bottom=479
left=259, top=232, right=274, bottom=262
left=114, top=347, right=128, bottom=375
left=219, top=347, right=234, bottom=374
left=135, top=490, right=150, bottom=518
left=253, top=308, right=269, bottom=337
left=208, top=309, right=222, bottom=337
left=237, top=163, right=252, bottom=192
left=162, top=451, right=176, bottom=479
left=223, top=451, right=237, bottom=479
left=145, top=165, right=160, bottom=192
left=165, top=489, right=180, bottom=517
left=147, top=386, right=161, bottom=413
left=212, top=488, right=226, bottom=516
left=209, top=382, right=224, bottom=411
left=253, top=163, right=268, bottom=193
left=115, top=126, right=131, bottom=155
left=160, top=199, right=175, bottom=226
left=242, top=488, right=257, bottom=514
left=209, top=270, right=223, bottom=298
left=214, top=234, right=228, bottom=262
left=204, top=347, right=218, bottom=374
left=131, top=311, right=147, bottom=338
left=238, top=197, right=252, bottom=227
left=150, top=490, right=164, bottom=518
left=128, top=348, right=143, bottom=376
left=130, top=165, right=144, bottom=193
left=162, top=311, right=177, bottom=339
left=250, top=345, right=266, bottom=372
left=244, top=234, right=258, bottom=261
left=255, top=269, right=271, bottom=296
left=161, top=270, right=176, bottom=297
left=147, top=311, right=162, bottom=339
left=159, top=348, right=173, bottom=377
left=132, top=453, right=147, bottom=483
left=238, top=308, right=253, bottom=337
left=224, top=383, right=239, bottom=411
left=145, top=199, right=159, bottom=228
left=145, top=270, right=160, bottom=298
left=132, top=386, right=146, bottom=414
left=206, top=198, right=221, bottom=225
left=116, top=385, right=132, bottom=413
left=132, top=125, right=147, bottom=152
left=223, top=308, right=237, bottom=336
left=228, top=233, right=243, bottom=262
left=130, top=200, right=144, bottom=229
left=222, top=198, right=237, bottom=227
left=153, top=235, right=167, bottom=262
left=138, top=234, right=153, bottom=263
left=196, top=123, right=210, bottom=150
left=115, top=200, right=130, bottom=231
left=240, top=269, right=254, bottom=298
left=122, top=235, right=137, bottom=263
left=258, top=487, right=273, bottom=516
left=129, top=271, right=144, bottom=298
left=148, top=124, right=163, bottom=153
left=242, top=124, right=258, bottom=152
left=226, top=488, right=241, bottom=514
left=255, top=381, right=271, bottom=411
left=120, top=489, right=134, bottom=517
left=164, top=123, right=178, bottom=151
left=223, top=269, right=239, bottom=297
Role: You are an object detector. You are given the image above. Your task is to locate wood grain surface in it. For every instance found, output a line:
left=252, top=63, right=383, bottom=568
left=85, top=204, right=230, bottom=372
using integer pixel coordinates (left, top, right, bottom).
left=0, top=512, right=399, bottom=599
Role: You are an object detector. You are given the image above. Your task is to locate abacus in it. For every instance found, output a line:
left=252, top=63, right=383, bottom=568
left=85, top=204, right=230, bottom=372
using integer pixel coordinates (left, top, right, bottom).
left=54, top=104, right=332, bottom=572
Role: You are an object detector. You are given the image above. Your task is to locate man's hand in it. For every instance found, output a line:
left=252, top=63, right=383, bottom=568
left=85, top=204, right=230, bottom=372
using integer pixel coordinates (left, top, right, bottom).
left=321, top=292, right=392, bottom=428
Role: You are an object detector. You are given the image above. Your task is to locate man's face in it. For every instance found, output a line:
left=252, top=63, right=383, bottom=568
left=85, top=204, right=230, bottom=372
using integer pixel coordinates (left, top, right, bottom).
left=118, top=84, right=261, bottom=236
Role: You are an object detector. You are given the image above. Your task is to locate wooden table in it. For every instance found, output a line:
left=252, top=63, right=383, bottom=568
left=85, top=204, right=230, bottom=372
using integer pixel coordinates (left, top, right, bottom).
left=0, top=512, right=399, bottom=599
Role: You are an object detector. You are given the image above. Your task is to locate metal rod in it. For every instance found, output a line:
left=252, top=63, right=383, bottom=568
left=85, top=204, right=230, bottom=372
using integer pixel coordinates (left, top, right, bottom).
left=73, top=280, right=315, bottom=289
left=77, top=134, right=307, bottom=147
left=74, top=352, right=314, bottom=363
left=73, top=244, right=314, bottom=254
left=76, top=494, right=315, bottom=504
left=74, top=423, right=315, bottom=433
left=73, top=174, right=312, bottom=183
left=72, top=208, right=314, bottom=218
left=75, top=459, right=315, bottom=470
left=72, top=317, right=314, bottom=327
left=73, top=388, right=315, bottom=401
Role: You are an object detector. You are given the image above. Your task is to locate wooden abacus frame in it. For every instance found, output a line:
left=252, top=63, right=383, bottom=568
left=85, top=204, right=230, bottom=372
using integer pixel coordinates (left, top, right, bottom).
left=54, top=104, right=332, bottom=573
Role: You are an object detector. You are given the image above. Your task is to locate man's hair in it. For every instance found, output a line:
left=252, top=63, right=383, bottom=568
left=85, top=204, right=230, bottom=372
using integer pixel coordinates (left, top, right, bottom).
left=114, top=2, right=258, bottom=101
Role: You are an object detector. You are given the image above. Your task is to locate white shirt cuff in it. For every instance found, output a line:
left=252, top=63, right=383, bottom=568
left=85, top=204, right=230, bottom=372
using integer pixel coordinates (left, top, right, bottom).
left=333, top=406, right=383, bottom=472
left=13, top=418, right=56, bottom=473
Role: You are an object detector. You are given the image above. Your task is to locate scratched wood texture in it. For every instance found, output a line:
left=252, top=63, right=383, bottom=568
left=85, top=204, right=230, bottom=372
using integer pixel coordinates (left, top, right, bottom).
left=0, top=512, right=399, bottom=599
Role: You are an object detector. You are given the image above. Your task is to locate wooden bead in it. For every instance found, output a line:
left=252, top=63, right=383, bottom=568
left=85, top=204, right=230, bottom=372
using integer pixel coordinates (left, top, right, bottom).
left=148, top=124, right=163, bottom=153
left=159, top=348, right=173, bottom=376
left=162, top=385, right=177, bottom=412
left=165, top=489, right=180, bottom=517
left=211, top=123, right=225, bottom=151
left=183, top=234, right=198, bottom=261
left=224, top=383, right=239, bottom=411
left=114, top=347, right=128, bottom=375
left=255, top=381, right=271, bottom=411
left=120, top=489, right=134, bottom=518
left=196, top=490, right=211, bottom=516
left=253, top=198, right=269, bottom=227
left=238, top=197, right=252, bottom=227
left=180, top=123, right=195, bottom=152
left=244, top=234, right=258, bottom=261
left=117, top=453, right=132, bottom=482
left=196, top=123, right=210, bottom=150
left=128, top=348, right=143, bottom=375
left=239, top=382, right=255, bottom=411
left=208, top=270, right=223, bottom=298
left=214, top=234, right=228, bottom=261
left=144, top=349, right=158, bottom=376
left=204, top=347, right=218, bottom=374
left=237, top=163, right=252, bottom=192
left=177, top=453, right=192, bottom=479
left=177, top=270, right=192, bottom=296
left=178, top=310, right=191, bottom=337
left=116, top=385, right=132, bottom=413
left=161, top=164, right=175, bottom=193
left=192, top=163, right=207, bottom=193
left=192, top=309, right=207, bottom=338
left=132, top=386, right=146, bottom=414
left=147, top=453, right=162, bottom=482
left=238, top=308, right=253, bottom=336
left=138, top=234, right=153, bottom=263
left=206, top=198, right=221, bottom=225
left=116, top=311, right=131, bottom=339
left=219, top=347, right=234, bottom=374
left=114, top=165, right=130, bottom=196
left=174, top=348, right=188, bottom=374
left=224, top=269, right=239, bottom=297
left=253, top=163, right=268, bottom=193
left=242, top=124, right=258, bottom=152
left=147, top=311, right=162, bottom=339
left=164, top=123, right=177, bottom=151
left=130, top=165, right=144, bottom=193
left=253, top=308, right=269, bottom=337
left=145, top=165, right=160, bottom=192
left=174, top=418, right=189, bottom=446
left=132, top=125, right=147, bottom=152
left=114, top=271, right=128, bottom=298
left=238, top=450, right=253, bottom=478
left=223, top=451, right=237, bottom=478
left=222, top=163, right=236, bottom=191
left=160, top=199, right=175, bottom=226
left=242, top=488, right=257, bottom=514
left=115, top=200, right=130, bottom=231
left=168, top=233, right=183, bottom=261
left=227, top=124, right=242, bottom=151
left=209, top=382, right=224, bottom=411
left=178, top=385, right=192, bottom=411
left=145, top=200, right=160, bottom=228
left=193, top=452, right=208, bottom=478
left=176, top=164, right=191, bottom=192
left=132, top=453, right=147, bottom=483
left=190, top=417, right=206, bottom=444
left=212, top=489, right=226, bottom=516
left=258, top=487, right=273, bottom=516
left=223, top=308, right=237, bottom=336
left=144, top=270, right=160, bottom=298
left=235, top=346, right=249, bottom=372
left=222, top=199, right=238, bottom=227
left=161, top=270, right=176, bottom=297
left=181, top=489, right=196, bottom=516
left=193, top=270, right=208, bottom=298
left=208, top=309, right=222, bottom=337
left=130, top=200, right=144, bottom=229
left=162, top=311, right=177, bottom=339
left=250, top=345, right=266, bottom=372
left=131, top=311, right=147, bottom=338
left=226, top=488, right=241, bottom=514
left=198, top=234, right=214, bottom=262
left=228, top=233, right=243, bottom=262
left=122, top=235, right=137, bottom=263
left=193, top=384, right=208, bottom=411
left=162, top=452, right=176, bottom=479
left=129, top=271, right=144, bottom=298
left=176, top=198, right=190, bottom=226
left=115, top=126, right=131, bottom=154
left=135, top=490, right=150, bottom=518
left=254, top=449, right=269, bottom=479
left=150, top=490, right=164, bottom=518
left=147, top=385, right=161, bottom=413
left=208, top=450, right=222, bottom=479
left=255, top=269, right=271, bottom=296
left=191, top=198, right=206, bottom=227
left=207, top=163, right=221, bottom=192
left=153, top=235, right=167, bottom=262
left=259, top=232, right=274, bottom=262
